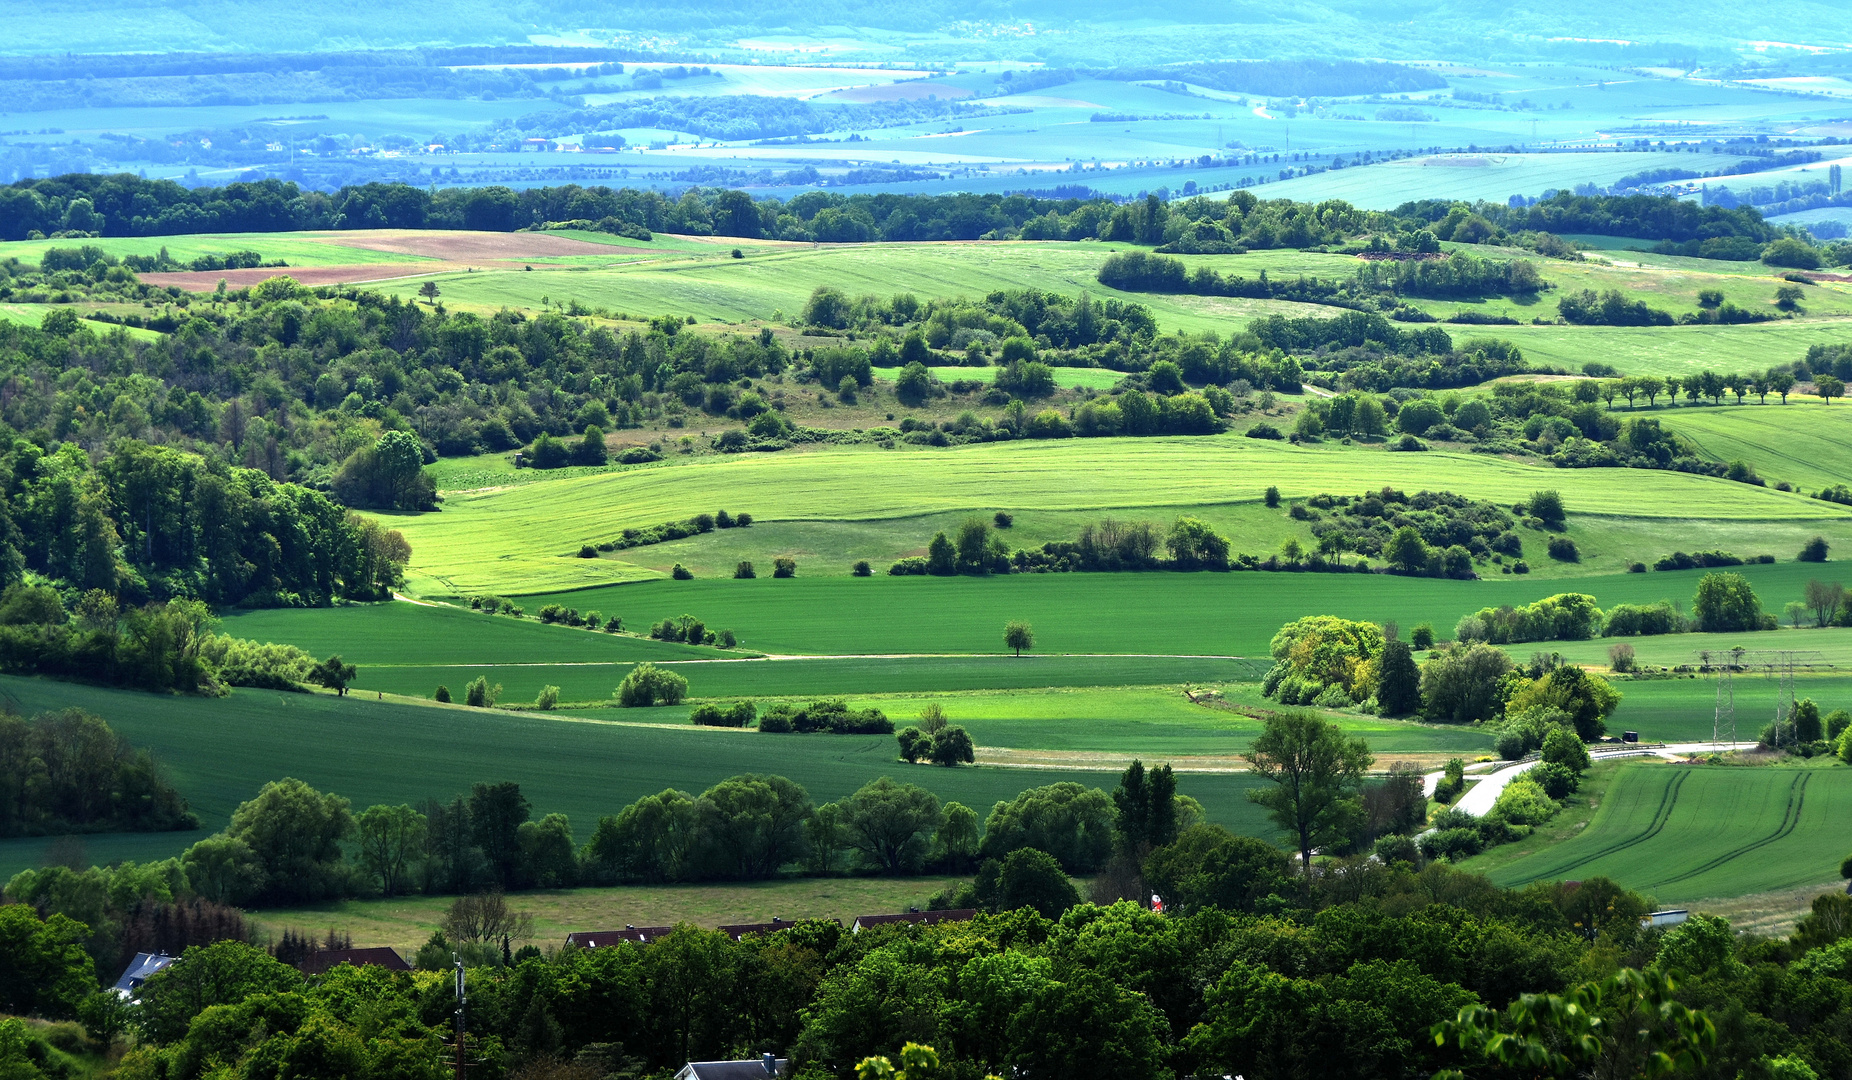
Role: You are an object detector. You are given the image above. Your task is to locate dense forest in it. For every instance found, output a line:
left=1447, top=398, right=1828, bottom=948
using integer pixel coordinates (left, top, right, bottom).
left=6, top=730, right=1852, bottom=1080
left=5, top=174, right=1842, bottom=265
left=0, top=708, right=196, bottom=838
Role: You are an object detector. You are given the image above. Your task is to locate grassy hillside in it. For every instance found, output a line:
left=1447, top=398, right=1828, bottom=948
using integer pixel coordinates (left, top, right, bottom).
left=0, top=674, right=1276, bottom=879
left=385, top=437, right=1851, bottom=594
left=1484, top=762, right=1852, bottom=903
left=241, top=559, right=1840, bottom=666
left=1658, top=404, right=1852, bottom=496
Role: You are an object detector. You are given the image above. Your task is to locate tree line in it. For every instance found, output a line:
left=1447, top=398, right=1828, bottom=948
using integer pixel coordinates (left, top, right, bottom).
left=15, top=173, right=1844, bottom=268
left=9, top=712, right=1852, bottom=1079
left=0, top=437, right=407, bottom=611
left=0, top=707, right=195, bottom=837
left=1099, top=248, right=1547, bottom=304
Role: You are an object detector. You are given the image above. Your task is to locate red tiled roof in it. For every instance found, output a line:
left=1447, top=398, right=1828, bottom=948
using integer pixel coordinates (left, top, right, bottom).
left=298, top=947, right=411, bottom=976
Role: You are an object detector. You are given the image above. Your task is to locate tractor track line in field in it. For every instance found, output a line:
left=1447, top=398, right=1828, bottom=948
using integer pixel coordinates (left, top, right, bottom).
left=1645, top=771, right=1812, bottom=890
left=1506, top=768, right=1689, bottom=886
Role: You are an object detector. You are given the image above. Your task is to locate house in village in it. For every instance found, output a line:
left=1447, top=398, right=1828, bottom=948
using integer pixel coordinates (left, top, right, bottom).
left=674, top=1053, right=787, bottom=1079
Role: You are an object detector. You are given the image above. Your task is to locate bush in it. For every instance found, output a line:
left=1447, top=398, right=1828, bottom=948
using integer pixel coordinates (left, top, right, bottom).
left=758, top=705, right=795, bottom=733
left=1528, top=490, right=1566, bottom=529
left=1608, top=642, right=1636, bottom=673
left=1800, top=536, right=1830, bottom=562
left=1490, top=778, right=1557, bottom=826
left=1419, top=827, right=1482, bottom=860
left=773, top=557, right=797, bottom=578
left=1433, top=758, right=1466, bottom=804
left=930, top=725, right=975, bottom=766
left=1547, top=536, right=1580, bottom=562
left=734, top=561, right=756, bottom=579
left=691, top=701, right=754, bottom=727
left=897, top=726, right=929, bottom=762
left=1264, top=485, right=1281, bottom=507
left=671, top=564, right=693, bottom=580
left=852, top=560, right=872, bottom=576
left=1411, top=623, right=1435, bottom=650
left=1375, top=835, right=1421, bottom=866
left=1541, top=726, right=1592, bottom=772
left=1391, top=433, right=1427, bottom=452
left=1694, top=571, right=1770, bottom=633
left=1533, top=761, right=1579, bottom=799
left=434, top=685, right=451, bottom=703
left=535, top=685, right=560, bottom=711
left=994, top=511, right=1013, bottom=528
left=1247, top=423, right=1284, bottom=440
left=578, top=545, right=598, bottom=559
left=616, top=664, right=688, bottom=707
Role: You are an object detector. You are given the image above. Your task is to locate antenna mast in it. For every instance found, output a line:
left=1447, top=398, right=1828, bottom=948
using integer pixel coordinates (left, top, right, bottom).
left=453, top=955, right=468, bottom=1080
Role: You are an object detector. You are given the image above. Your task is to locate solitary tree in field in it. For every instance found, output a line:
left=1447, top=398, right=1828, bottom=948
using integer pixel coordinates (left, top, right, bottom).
left=1817, top=375, right=1845, bottom=405
left=1244, top=711, right=1373, bottom=878
left=418, top=280, right=440, bottom=304
left=308, top=655, right=357, bottom=696
left=1004, top=620, right=1035, bottom=657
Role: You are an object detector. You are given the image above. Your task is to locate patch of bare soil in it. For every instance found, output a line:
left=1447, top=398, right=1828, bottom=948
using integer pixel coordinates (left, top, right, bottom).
left=138, top=264, right=455, bottom=292
left=305, top=229, right=644, bottom=260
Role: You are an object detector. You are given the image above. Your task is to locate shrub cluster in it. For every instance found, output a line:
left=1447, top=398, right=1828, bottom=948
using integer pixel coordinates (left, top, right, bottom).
left=759, top=699, right=894, bottom=735
left=598, top=509, right=753, bottom=552
left=647, top=615, right=737, bottom=648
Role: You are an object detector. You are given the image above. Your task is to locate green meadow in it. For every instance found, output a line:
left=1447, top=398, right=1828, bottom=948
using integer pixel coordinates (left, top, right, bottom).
left=0, top=673, right=1277, bottom=880
left=386, top=436, right=1850, bottom=595
left=1484, top=763, right=1852, bottom=903
left=302, top=655, right=1269, bottom=704
left=250, top=557, right=1843, bottom=666
left=0, top=232, right=434, bottom=268
left=1655, top=403, right=1852, bottom=495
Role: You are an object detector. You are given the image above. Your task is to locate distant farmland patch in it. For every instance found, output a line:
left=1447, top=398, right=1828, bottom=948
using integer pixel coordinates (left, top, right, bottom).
left=826, top=82, right=973, bottom=103
left=138, top=264, right=444, bottom=290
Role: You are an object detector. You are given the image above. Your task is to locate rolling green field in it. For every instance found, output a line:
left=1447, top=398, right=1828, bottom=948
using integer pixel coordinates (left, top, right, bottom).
left=1603, top=676, right=1852, bottom=744
left=375, top=241, right=1348, bottom=338
left=0, top=673, right=1277, bottom=880
left=13, top=223, right=1846, bottom=387
left=384, top=437, right=1851, bottom=595
left=1655, top=404, right=1852, bottom=495
left=1486, top=321, right=1852, bottom=380
left=1485, top=763, right=1852, bottom=903
left=1507, top=626, right=1852, bottom=672
left=0, top=233, right=437, bottom=268
left=220, top=601, right=732, bottom=664
left=502, top=560, right=1842, bottom=659
left=303, top=655, right=1269, bottom=704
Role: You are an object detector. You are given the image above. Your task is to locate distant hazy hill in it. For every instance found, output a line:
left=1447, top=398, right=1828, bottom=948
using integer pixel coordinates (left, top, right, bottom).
left=13, top=0, right=1852, bottom=59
